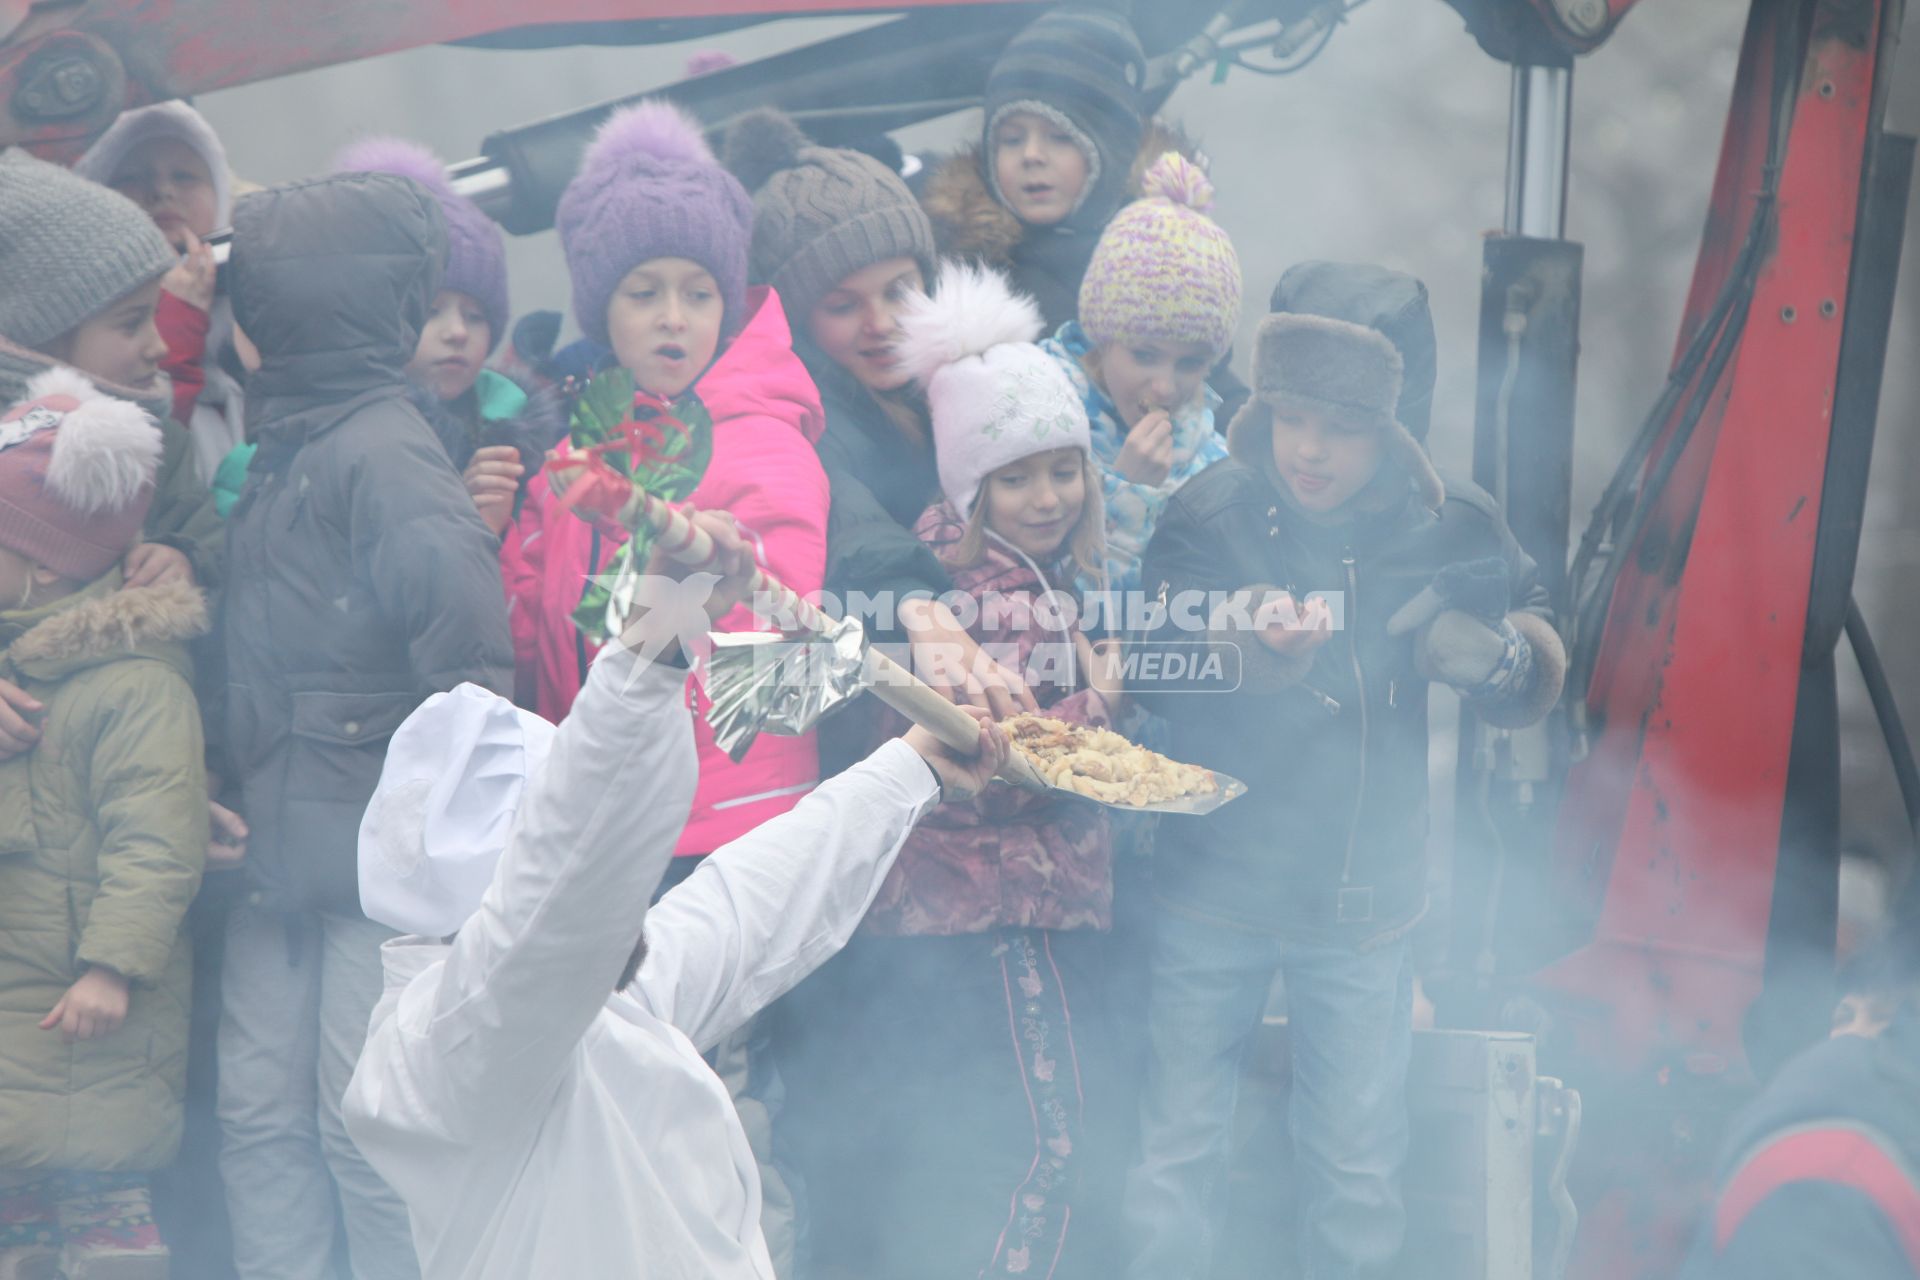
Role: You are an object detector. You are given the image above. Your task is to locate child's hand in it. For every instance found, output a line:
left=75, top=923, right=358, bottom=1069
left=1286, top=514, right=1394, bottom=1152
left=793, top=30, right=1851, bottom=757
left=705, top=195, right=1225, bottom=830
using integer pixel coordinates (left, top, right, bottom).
left=161, top=228, right=218, bottom=314
left=1116, top=410, right=1175, bottom=486
left=1256, top=592, right=1334, bottom=657
left=40, top=966, right=131, bottom=1043
left=208, top=800, right=249, bottom=868
left=463, top=446, right=524, bottom=535
left=122, top=542, right=195, bottom=590
left=0, top=677, right=43, bottom=760
left=545, top=449, right=586, bottom=502
left=1076, top=632, right=1129, bottom=714
left=901, top=598, right=1039, bottom=720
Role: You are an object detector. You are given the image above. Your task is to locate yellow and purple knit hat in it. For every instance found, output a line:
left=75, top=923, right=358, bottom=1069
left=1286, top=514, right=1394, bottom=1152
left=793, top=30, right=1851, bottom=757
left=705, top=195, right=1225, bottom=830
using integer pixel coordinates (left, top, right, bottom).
left=1077, top=152, right=1243, bottom=361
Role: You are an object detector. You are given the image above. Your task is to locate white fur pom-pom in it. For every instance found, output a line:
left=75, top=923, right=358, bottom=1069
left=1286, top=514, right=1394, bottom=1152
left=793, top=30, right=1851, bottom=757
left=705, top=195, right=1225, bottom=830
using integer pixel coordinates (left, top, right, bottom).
left=891, top=261, right=1044, bottom=389
left=23, top=366, right=99, bottom=405
left=31, top=368, right=162, bottom=515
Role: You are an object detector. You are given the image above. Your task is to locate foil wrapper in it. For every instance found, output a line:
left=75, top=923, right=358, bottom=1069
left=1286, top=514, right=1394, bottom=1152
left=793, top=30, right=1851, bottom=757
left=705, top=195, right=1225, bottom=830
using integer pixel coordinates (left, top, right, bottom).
left=705, top=619, right=873, bottom=763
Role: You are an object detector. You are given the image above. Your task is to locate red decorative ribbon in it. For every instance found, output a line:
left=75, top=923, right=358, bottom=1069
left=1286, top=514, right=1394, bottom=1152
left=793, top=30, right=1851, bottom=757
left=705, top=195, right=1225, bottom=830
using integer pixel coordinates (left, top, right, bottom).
left=545, top=391, right=687, bottom=522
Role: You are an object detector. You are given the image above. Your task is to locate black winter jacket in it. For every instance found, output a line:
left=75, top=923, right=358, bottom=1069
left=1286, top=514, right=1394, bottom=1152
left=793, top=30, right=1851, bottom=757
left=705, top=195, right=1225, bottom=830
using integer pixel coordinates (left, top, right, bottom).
left=804, top=343, right=952, bottom=776
left=221, top=174, right=513, bottom=914
left=805, top=343, right=951, bottom=634
left=1136, top=460, right=1556, bottom=944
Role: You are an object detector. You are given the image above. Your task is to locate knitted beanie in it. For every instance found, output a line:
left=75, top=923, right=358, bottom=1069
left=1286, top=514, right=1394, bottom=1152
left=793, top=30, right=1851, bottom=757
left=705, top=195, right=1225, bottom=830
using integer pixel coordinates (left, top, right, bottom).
left=983, top=6, right=1147, bottom=229
left=334, top=137, right=510, bottom=351
left=1079, top=152, right=1242, bottom=360
left=0, top=149, right=176, bottom=351
left=75, top=99, right=234, bottom=230
left=556, top=99, right=753, bottom=347
left=894, top=262, right=1089, bottom=517
left=724, top=108, right=936, bottom=325
left=0, top=367, right=161, bottom=581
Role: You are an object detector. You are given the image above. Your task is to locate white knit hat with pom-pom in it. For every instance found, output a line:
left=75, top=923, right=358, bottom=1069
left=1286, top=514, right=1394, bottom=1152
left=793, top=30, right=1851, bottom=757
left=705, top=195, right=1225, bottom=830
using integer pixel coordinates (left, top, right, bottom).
left=1077, top=151, right=1243, bottom=360
left=0, top=367, right=162, bottom=582
left=893, top=262, right=1089, bottom=517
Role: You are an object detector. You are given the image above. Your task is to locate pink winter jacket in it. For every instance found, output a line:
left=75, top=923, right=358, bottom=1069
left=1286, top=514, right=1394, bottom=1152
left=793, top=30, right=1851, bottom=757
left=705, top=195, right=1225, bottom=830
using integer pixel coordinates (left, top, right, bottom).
left=860, top=500, right=1114, bottom=937
left=501, top=287, right=829, bottom=856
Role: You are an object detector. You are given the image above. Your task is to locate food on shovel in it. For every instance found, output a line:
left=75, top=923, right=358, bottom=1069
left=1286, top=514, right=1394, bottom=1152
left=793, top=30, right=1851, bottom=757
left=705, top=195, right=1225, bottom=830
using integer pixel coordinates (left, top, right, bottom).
left=1005, top=713, right=1220, bottom=808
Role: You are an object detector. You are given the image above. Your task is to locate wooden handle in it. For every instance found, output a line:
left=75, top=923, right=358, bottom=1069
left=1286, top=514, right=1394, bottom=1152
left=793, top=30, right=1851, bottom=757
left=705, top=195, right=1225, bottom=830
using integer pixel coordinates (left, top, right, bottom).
left=621, top=490, right=1046, bottom=782
left=865, top=651, right=987, bottom=754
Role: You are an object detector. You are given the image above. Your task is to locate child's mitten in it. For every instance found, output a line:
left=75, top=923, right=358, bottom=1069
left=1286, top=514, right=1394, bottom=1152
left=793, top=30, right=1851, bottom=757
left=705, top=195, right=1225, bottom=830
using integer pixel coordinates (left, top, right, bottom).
left=1387, top=557, right=1533, bottom=701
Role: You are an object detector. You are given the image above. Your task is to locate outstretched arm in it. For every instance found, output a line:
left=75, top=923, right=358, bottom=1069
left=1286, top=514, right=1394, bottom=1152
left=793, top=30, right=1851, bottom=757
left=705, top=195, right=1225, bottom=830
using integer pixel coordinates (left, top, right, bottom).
left=354, top=512, right=759, bottom=1141
left=630, top=714, right=1004, bottom=1053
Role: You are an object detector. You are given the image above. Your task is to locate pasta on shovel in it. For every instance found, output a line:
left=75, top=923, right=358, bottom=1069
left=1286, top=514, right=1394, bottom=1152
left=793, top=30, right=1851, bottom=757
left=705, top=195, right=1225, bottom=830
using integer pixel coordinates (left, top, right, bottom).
left=1005, top=713, right=1223, bottom=808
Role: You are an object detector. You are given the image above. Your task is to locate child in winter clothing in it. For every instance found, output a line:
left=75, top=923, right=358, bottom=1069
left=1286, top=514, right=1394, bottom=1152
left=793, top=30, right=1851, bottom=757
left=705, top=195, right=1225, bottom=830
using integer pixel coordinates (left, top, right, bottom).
left=921, top=6, right=1150, bottom=331
left=331, top=137, right=562, bottom=540
left=726, top=108, right=1043, bottom=784
left=883, top=262, right=1115, bottom=935
left=1123, top=262, right=1567, bottom=1280
left=0, top=372, right=208, bottom=1280
left=0, top=149, right=222, bottom=596
left=788, top=263, right=1127, bottom=1280
left=510, top=99, right=829, bottom=860
left=77, top=101, right=241, bottom=477
left=1041, top=151, right=1240, bottom=601
left=725, top=108, right=947, bottom=656
left=217, top=171, right=514, bottom=1280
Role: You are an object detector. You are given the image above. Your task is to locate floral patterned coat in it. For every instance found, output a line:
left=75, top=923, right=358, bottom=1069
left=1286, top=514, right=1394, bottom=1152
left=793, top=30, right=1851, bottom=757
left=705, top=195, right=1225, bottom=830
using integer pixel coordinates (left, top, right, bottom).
left=860, top=500, right=1113, bottom=937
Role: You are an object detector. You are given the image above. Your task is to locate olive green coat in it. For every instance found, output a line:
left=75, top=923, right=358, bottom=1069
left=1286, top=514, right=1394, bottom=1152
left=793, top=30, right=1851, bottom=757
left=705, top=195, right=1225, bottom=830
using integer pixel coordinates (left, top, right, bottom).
left=0, top=576, right=208, bottom=1172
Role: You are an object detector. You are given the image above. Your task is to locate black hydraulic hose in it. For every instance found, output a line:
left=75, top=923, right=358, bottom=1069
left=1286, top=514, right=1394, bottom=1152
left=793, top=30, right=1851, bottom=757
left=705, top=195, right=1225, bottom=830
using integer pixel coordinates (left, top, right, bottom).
left=1845, top=596, right=1920, bottom=850
left=1566, top=1, right=1806, bottom=703
left=1566, top=229, right=1768, bottom=698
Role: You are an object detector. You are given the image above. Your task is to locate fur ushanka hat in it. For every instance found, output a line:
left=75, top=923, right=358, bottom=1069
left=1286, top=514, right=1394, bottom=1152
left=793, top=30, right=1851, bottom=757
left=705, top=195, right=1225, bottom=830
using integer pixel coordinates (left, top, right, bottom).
left=1227, top=262, right=1446, bottom=513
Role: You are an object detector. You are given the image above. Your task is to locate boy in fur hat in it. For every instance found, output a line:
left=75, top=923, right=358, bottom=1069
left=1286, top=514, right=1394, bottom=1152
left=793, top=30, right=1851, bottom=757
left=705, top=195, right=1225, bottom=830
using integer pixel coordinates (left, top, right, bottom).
left=0, top=371, right=208, bottom=1280
left=1124, top=262, right=1566, bottom=1280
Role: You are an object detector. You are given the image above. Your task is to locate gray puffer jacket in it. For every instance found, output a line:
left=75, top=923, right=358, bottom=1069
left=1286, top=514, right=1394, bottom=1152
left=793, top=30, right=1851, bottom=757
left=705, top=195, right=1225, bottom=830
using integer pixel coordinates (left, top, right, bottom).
left=222, top=173, right=512, bottom=914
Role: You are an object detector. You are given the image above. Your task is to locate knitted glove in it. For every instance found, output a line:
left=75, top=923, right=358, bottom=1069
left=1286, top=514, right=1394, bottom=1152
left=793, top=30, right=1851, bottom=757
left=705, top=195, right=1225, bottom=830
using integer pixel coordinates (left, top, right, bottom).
left=1387, top=557, right=1533, bottom=701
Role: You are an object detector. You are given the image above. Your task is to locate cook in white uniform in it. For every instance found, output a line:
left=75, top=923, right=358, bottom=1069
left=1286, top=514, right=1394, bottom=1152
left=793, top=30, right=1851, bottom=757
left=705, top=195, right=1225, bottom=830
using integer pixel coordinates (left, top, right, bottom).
left=343, top=513, right=1004, bottom=1279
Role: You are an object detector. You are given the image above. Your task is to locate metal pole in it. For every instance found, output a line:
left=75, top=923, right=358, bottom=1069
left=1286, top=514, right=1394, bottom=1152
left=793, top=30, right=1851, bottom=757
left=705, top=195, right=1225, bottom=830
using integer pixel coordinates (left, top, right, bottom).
left=1504, top=64, right=1573, bottom=239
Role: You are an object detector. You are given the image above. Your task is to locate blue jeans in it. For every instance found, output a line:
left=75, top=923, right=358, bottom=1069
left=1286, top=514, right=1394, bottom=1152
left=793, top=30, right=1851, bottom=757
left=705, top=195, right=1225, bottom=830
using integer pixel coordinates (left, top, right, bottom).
left=1124, top=905, right=1413, bottom=1280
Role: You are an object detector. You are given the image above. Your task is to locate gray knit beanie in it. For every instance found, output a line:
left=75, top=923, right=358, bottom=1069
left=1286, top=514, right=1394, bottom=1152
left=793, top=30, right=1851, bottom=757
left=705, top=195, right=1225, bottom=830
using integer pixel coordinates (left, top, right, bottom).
left=724, top=109, right=937, bottom=324
left=0, top=149, right=177, bottom=350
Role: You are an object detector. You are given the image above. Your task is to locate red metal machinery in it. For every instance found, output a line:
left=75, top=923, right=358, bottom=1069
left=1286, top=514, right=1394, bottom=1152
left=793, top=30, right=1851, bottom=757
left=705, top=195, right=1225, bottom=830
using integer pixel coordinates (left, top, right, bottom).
left=3, top=2, right=1912, bottom=1276
left=1473, top=2, right=1912, bottom=1276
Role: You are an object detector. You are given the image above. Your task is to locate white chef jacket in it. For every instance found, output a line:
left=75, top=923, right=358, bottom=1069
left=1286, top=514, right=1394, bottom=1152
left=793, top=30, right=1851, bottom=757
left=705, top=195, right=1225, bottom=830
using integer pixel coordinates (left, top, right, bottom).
left=344, top=643, right=939, bottom=1278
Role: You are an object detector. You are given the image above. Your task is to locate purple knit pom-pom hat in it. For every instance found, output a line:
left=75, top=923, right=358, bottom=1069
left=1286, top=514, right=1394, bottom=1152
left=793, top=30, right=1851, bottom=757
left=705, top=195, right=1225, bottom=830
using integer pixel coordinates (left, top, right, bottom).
left=556, top=99, right=754, bottom=347
left=334, top=136, right=510, bottom=352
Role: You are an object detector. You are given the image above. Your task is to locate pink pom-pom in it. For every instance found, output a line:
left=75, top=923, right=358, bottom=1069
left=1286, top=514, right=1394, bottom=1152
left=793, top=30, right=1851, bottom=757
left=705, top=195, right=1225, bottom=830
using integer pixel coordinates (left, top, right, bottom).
left=583, top=99, right=715, bottom=174
left=333, top=136, right=454, bottom=198
left=1139, top=152, right=1215, bottom=214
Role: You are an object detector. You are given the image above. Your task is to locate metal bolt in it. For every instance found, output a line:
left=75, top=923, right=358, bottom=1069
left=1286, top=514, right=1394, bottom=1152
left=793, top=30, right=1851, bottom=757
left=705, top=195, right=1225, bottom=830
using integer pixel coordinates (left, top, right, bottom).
left=1781, top=305, right=1797, bottom=324
left=1555, top=0, right=1610, bottom=37
left=12, top=48, right=109, bottom=122
left=1819, top=81, right=1836, bottom=99
left=1820, top=299, right=1838, bottom=319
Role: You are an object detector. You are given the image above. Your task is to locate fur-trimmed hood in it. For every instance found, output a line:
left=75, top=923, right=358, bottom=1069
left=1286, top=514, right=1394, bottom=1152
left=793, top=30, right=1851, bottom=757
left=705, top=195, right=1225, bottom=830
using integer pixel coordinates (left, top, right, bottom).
left=2, top=577, right=207, bottom=678
left=920, top=118, right=1202, bottom=267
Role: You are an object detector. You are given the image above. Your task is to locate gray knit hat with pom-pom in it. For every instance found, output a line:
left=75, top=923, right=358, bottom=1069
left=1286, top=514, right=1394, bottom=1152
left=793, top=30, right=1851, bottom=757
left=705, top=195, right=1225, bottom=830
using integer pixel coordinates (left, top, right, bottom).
left=723, top=109, right=936, bottom=324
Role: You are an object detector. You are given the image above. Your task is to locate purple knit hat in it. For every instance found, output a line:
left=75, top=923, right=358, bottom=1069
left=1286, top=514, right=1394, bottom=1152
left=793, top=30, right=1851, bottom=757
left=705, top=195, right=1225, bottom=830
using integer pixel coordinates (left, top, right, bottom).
left=334, top=137, right=510, bottom=352
left=556, top=99, right=753, bottom=347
